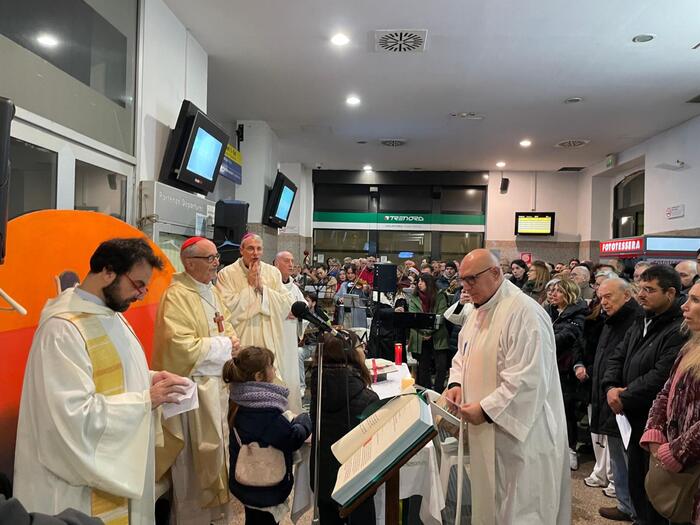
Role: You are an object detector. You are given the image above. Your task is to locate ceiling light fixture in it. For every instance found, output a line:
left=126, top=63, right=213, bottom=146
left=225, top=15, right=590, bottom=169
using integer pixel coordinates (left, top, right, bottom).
left=331, top=33, right=350, bottom=46
left=346, top=95, right=361, bottom=106
left=632, top=34, right=655, bottom=43
left=496, top=161, right=506, bottom=168
left=519, top=139, right=532, bottom=148
left=564, top=96, right=583, bottom=104
left=36, top=33, right=59, bottom=48
left=362, top=164, right=373, bottom=172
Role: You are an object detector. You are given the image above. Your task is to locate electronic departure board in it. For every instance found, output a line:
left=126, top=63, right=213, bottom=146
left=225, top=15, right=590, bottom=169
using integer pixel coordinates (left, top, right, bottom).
left=514, top=212, right=555, bottom=236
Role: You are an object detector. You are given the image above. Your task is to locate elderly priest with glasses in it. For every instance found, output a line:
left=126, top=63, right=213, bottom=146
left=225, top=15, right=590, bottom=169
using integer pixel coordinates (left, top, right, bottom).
left=445, top=248, right=571, bottom=525
left=152, top=236, right=240, bottom=525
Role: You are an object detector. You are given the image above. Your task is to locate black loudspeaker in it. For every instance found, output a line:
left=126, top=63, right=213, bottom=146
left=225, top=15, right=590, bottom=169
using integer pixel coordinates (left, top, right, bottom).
left=499, top=177, right=510, bottom=194
left=0, top=97, right=15, bottom=265
left=214, top=199, right=249, bottom=245
left=373, top=263, right=397, bottom=293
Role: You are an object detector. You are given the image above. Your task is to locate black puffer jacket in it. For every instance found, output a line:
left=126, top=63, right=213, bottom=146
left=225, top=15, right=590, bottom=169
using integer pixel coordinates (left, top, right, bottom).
left=309, top=365, right=379, bottom=505
left=589, top=299, right=643, bottom=436
left=547, top=300, right=588, bottom=375
left=602, top=301, right=689, bottom=430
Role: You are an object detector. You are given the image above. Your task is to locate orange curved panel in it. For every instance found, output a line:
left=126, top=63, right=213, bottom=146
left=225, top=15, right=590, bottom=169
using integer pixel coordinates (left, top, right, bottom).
left=0, top=210, right=175, bottom=477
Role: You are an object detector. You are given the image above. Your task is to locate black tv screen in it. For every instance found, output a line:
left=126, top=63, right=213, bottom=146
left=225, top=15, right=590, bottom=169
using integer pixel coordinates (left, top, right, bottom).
left=159, top=100, right=229, bottom=195
left=263, top=172, right=297, bottom=228
left=514, top=212, right=555, bottom=236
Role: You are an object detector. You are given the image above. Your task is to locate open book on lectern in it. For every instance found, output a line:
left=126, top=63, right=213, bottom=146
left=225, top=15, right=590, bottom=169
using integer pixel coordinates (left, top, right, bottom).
left=330, top=393, right=434, bottom=506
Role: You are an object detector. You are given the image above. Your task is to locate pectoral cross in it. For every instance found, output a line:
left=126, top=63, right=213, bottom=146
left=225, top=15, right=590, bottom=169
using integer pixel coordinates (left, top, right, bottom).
left=214, top=312, right=225, bottom=333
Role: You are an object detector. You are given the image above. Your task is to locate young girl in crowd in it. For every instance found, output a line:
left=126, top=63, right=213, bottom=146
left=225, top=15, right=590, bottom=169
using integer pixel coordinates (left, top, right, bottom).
left=310, top=330, right=379, bottom=524
left=224, top=346, right=312, bottom=525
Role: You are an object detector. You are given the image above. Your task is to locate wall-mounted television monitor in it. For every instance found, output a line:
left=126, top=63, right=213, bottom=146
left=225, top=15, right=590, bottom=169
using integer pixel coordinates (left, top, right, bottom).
left=263, top=171, right=297, bottom=228
left=159, top=100, right=229, bottom=195
left=514, top=212, right=555, bottom=236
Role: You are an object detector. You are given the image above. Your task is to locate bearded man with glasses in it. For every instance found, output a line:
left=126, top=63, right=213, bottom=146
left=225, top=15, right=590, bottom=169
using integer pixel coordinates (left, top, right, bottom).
left=152, top=236, right=240, bottom=525
left=444, top=248, right=571, bottom=525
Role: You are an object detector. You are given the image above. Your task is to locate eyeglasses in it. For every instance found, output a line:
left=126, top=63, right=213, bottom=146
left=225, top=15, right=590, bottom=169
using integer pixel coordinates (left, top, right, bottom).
left=123, top=273, right=148, bottom=297
left=187, top=253, right=221, bottom=263
left=639, top=286, right=661, bottom=295
left=460, top=267, right=493, bottom=286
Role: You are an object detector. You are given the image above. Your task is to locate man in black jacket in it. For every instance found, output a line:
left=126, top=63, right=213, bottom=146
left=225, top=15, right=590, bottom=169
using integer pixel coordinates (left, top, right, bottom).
left=579, top=278, right=642, bottom=521
left=602, top=265, right=689, bottom=525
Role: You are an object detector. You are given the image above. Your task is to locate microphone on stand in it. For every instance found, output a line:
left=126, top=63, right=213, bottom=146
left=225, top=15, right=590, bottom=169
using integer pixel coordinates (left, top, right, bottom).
left=291, top=301, right=343, bottom=338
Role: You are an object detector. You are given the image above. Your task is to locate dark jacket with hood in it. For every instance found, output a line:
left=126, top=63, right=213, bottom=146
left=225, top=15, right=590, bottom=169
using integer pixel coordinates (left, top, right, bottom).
left=546, top=299, right=588, bottom=375
left=588, top=299, right=643, bottom=436
left=309, top=364, right=379, bottom=505
left=602, top=300, right=689, bottom=431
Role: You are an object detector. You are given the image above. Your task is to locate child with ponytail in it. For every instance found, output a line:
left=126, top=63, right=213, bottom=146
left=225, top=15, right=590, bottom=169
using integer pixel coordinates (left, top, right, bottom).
left=224, top=346, right=312, bottom=525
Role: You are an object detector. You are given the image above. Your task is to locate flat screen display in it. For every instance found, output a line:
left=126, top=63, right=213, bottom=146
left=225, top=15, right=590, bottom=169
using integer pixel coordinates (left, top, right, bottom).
left=275, top=186, right=295, bottom=221
left=185, top=127, right=223, bottom=181
left=514, top=212, right=555, bottom=236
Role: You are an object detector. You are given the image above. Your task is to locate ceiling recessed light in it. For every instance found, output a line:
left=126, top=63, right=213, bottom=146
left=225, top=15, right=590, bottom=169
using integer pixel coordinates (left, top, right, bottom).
left=362, top=164, right=373, bottom=172
left=331, top=33, right=350, bottom=46
left=519, top=139, right=532, bottom=148
left=632, top=34, right=655, bottom=43
left=36, top=33, right=59, bottom=48
left=496, top=161, right=506, bottom=168
left=564, top=96, right=583, bottom=104
left=346, top=95, right=361, bottom=106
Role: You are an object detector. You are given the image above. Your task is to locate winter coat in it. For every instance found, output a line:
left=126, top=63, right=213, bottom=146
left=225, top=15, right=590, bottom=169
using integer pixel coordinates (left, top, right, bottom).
left=643, top=350, right=700, bottom=523
left=509, top=274, right=528, bottom=289
left=309, top=365, right=379, bottom=505
left=522, top=280, right=546, bottom=304
left=546, top=300, right=588, bottom=375
left=602, top=301, right=689, bottom=430
left=229, top=403, right=312, bottom=508
left=588, top=299, right=643, bottom=436
left=407, top=290, right=449, bottom=355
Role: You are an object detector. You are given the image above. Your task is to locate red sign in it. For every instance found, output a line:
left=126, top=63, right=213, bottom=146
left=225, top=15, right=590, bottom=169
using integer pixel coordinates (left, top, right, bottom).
left=599, top=237, right=644, bottom=256
left=520, top=252, right=533, bottom=265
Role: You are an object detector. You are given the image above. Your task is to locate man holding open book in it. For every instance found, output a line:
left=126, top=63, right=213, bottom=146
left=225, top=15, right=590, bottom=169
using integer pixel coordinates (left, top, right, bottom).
left=445, top=249, right=571, bottom=525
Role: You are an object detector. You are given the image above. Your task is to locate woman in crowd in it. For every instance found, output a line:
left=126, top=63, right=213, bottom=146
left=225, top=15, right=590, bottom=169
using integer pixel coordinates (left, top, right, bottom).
left=522, top=260, right=551, bottom=304
left=546, top=277, right=588, bottom=470
left=225, top=347, right=312, bottom=525
left=509, top=259, right=529, bottom=289
left=333, top=264, right=368, bottom=327
left=335, top=268, right=346, bottom=292
left=408, top=273, right=450, bottom=391
left=310, top=331, right=379, bottom=524
left=641, top=281, right=700, bottom=523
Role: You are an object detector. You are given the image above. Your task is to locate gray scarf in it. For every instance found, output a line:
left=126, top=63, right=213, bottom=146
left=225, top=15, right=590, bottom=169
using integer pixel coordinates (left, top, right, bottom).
left=229, top=381, right=289, bottom=413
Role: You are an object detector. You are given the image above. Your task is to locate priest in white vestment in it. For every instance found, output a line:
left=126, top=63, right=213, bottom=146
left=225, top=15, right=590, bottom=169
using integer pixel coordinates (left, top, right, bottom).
left=152, top=237, right=241, bottom=525
left=216, top=234, right=294, bottom=400
left=445, top=249, right=571, bottom=525
left=273, top=250, right=304, bottom=411
left=14, top=238, right=188, bottom=525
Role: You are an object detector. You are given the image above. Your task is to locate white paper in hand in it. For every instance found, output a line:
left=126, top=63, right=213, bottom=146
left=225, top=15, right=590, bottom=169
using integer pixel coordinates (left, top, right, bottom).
left=162, top=378, right=199, bottom=419
left=616, top=414, right=632, bottom=449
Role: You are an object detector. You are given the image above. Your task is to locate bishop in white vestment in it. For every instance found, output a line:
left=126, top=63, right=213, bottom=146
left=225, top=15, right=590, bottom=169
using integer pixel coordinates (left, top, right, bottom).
left=446, top=249, right=571, bottom=525
left=14, top=237, right=187, bottom=525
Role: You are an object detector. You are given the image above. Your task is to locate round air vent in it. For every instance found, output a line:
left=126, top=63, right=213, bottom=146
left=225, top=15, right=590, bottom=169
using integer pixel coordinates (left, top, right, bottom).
left=555, top=139, right=590, bottom=149
left=375, top=30, right=427, bottom=53
left=380, top=139, right=406, bottom=147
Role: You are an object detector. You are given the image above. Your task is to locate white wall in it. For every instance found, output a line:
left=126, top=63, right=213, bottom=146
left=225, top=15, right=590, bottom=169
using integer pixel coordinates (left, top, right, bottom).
left=486, top=171, right=580, bottom=242
left=137, top=0, right=208, bottom=185
left=236, top=121, right=278, bottom=223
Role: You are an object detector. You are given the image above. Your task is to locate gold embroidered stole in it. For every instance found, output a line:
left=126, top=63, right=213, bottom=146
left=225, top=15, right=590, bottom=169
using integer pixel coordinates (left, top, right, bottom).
left=57, top=312, right=130, bottom=525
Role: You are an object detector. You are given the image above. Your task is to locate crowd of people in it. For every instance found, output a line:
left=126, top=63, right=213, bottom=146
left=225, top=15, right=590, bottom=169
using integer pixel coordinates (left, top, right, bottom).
left=6, top=232, right=700, bottom=525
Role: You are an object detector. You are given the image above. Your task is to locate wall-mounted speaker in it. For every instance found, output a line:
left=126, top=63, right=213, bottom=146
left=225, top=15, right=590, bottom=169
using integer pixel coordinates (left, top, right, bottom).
left=373, top=263, right=397, bottom=293
left=499, top=177, right=510, bottom=194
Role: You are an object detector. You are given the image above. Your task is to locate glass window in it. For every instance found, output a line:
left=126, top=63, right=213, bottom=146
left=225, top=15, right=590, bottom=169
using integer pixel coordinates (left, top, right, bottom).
left=615, top=172, right=644, bottom=209
left=440, top=232, right=484, bottom=263
left=613, top=171, right=644, bottom=238
left=378, top=186, right=432, bottom=213
left=314, top=185, right=369, bottom=212
left=314, top=229, right=369, bottom=261
left=8, top=137, right=57, bottom=219
left=74, top=160, right=127, bottom=221
left=441, top=187, right=486, bottom=214
left=378, top=231, right=431, bottom=263
left=0, top=0, right=138, bottom=153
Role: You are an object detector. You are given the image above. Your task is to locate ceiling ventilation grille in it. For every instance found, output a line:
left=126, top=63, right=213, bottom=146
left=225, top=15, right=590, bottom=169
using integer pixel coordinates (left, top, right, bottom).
left=374, top=30, right=427, bottom=53
left=557, top=166, right=585, bottom=172
left=555, top=139, right=590, bottom=149
left=380, top=139, right=406, bottom=147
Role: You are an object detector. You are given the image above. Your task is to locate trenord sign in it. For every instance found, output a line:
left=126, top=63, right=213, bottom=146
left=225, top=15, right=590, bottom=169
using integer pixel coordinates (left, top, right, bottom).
left=383, top=215, right=426, bottom=222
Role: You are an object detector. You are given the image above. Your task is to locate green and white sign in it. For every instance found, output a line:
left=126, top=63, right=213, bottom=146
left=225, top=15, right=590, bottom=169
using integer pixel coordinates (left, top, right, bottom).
left=313, top=211, right=485, bottom=232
